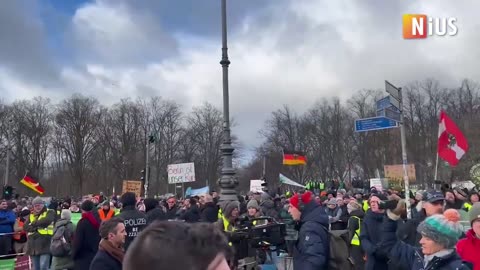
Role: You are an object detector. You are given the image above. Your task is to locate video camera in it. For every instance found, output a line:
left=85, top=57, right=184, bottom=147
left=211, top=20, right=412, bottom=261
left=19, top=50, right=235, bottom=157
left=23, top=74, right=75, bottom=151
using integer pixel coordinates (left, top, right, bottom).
left=237, top=216, right=287, bottom=248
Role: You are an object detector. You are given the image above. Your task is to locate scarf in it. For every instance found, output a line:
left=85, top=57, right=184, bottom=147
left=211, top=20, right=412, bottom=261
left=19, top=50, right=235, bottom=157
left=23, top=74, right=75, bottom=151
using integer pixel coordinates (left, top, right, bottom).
left=99, top=239, right=124, bottom=263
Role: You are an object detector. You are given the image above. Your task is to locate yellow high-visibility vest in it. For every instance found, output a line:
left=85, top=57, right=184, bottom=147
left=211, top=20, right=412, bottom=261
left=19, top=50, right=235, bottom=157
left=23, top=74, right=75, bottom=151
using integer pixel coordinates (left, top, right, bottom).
left=29, top=210, right=54, bottom=236
left=350, top=216, right=361, bottom=246
left=218, top=208, right=223, bottom=220
left=222, top=216, right=234, bottom=246
left=464, top=202, right=472, bottom=211
left=363, top=200, right=369, bottom=212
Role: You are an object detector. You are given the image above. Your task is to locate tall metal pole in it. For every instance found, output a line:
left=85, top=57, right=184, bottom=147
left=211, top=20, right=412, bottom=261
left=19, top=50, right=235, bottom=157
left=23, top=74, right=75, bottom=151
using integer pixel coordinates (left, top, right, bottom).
left=218, top=0, right=238, bottom=202
left=145, top=127, right=150, bottom=198
left=4, top=119, right=11, bottom=186
left=399, top=88, right=411, bottom=219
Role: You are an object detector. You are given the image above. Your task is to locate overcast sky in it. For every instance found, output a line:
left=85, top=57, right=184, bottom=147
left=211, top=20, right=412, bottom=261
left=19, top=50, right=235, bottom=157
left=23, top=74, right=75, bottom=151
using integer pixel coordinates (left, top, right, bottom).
left=1, top=0, right=480, bottom=159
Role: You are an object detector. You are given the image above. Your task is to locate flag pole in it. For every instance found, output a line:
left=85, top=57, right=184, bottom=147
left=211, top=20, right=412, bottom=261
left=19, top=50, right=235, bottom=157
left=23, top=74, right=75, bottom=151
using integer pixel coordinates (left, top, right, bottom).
left=434, top=110, right=441, bottom=188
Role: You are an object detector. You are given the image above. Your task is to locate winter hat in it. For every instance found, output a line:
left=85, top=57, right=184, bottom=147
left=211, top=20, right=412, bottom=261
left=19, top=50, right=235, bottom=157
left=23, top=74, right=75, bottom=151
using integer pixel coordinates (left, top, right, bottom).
left=469, top=202, right=480, bottom=225
left=289, top=191, right=313, bottom=210
left=371, top=193, right=388, bottom=201
left=327, top=198, right=337, bottom=205
left=246, top=199, right=260, bottom=211
left=417, top=209, right=464, bottom=249
left=221, top=201, right=240, bottom=218
left=120, top=192, right=137, bottom=208
left=61, top=209, right=72, bottom=221
left=32, top=197, right=45, bottom=206
left=81, top=200, right=95, bottom=212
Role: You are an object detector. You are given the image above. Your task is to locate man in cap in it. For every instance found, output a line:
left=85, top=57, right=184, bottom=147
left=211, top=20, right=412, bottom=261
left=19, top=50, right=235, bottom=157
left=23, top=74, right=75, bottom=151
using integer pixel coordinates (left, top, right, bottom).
left=24, top=197, right=56, bottom=270
left=397, top=190, right=445, bottom=247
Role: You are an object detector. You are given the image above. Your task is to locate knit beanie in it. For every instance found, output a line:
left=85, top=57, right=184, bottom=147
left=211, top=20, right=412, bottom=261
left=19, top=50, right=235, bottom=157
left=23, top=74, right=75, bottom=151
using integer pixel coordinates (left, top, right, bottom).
left=417, top=209, right=464, bottom=249
left=289, top=191, right=313, bottom=210
left=221, top=201, right=240, bottom=218
left=327, top=198, right=337, bottom=205
left=469, top=202, right=480, bottom=225
left=32, top=197, right=45, bottom=206
left=61, top=209, right=72, bottom=221
left=246, top=199, right=260, bottom=211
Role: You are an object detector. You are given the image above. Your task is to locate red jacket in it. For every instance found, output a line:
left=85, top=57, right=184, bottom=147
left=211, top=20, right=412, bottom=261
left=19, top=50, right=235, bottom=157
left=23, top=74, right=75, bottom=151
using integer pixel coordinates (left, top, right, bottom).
left=456, top=229, right=480, bottom=270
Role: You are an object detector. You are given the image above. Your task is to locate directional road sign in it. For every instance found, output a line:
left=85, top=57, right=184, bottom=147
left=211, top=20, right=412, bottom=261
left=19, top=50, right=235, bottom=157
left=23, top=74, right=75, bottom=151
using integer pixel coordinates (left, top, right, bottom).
left=355, top=116, right=399, bottom=132
left=376, top=95, right=400, bottom=112
left=385, top=80, right=400, bottom=101
left=378, top=107, right=401, bottom=122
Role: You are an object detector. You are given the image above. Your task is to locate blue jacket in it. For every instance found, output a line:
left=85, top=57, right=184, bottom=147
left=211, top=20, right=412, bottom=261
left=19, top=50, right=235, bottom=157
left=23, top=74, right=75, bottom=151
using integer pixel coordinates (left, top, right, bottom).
left=293, top=201, right=329, bottom=270
left=0, top=209, right=15, bottom=233
left=382, top=216, right=471, bottom=270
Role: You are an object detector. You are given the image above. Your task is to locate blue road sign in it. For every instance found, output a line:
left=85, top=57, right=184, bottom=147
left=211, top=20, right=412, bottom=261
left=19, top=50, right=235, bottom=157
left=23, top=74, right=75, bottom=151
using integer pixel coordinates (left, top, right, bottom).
left=355, top=116, right=399, bottom=132
left=377, top=107, right=401, bottom=122
left=376, top=96, right=400, bottom=111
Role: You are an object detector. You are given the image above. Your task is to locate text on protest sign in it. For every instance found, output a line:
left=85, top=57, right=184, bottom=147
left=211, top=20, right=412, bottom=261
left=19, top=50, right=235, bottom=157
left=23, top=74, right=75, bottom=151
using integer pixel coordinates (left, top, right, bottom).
left=122, top=180, right=142, bottom=197
left=168, top=162, right=196, bottom=184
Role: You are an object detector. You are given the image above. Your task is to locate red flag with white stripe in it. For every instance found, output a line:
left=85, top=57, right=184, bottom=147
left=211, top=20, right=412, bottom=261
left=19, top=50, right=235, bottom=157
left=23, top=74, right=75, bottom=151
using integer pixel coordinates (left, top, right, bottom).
left=437, top=111, right=468, bottom=166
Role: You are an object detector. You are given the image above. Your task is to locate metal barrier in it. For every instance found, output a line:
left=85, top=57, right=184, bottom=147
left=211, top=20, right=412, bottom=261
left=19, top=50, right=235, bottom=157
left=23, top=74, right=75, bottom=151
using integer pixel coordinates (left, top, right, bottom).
left=0, top=255, right=30, bottom=270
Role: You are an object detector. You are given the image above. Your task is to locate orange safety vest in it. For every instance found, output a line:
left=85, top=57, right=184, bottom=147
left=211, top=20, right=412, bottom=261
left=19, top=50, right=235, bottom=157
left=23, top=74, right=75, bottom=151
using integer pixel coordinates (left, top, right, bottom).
left=98, top=209, right=115, bottom=221
left=13, top=218, right=26, bottom=241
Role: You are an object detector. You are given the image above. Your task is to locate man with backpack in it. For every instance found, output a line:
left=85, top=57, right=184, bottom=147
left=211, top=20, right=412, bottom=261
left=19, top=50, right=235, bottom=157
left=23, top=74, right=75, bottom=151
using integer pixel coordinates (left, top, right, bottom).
left=288, top=191, right=330, bottom=270
left=50, top=209, right=75, bottom=270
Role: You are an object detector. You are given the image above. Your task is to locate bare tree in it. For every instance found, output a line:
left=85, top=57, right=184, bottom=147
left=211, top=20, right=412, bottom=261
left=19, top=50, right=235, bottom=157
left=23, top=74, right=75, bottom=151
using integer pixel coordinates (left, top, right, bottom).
left=54, top=95, right=102, bottom=195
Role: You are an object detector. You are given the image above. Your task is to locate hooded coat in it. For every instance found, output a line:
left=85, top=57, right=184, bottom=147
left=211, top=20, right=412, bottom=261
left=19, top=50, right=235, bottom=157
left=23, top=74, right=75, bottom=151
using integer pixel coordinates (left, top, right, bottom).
left=292, top=201, right=330, bottom=270
left=456, top=229, right=480, bottom=270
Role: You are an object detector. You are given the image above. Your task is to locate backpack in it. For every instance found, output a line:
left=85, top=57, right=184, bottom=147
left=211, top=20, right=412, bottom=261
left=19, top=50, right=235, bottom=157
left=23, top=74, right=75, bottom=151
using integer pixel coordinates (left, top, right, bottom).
left=50, top=222, right=72, bottom=257
left=323, top=227, right=355, bottom=270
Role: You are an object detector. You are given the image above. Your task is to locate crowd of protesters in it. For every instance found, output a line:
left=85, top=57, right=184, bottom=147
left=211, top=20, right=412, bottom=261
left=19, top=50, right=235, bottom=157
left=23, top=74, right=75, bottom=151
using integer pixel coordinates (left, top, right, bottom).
left=0, top=183, right=478, bottom=270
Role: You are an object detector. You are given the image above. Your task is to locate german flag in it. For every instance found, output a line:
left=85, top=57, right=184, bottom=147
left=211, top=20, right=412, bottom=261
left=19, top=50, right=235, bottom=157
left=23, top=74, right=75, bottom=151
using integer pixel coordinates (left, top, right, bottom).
left=20, top=174, right=45, bottom=195
left=283, top=150, right=307, bottom=165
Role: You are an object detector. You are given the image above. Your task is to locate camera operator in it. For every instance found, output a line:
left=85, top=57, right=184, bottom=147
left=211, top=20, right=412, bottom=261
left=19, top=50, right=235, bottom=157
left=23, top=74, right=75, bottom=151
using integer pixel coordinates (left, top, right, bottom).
left=216, top=201, right=255, bottom=269
left=288, top=191, right=329, bottom=270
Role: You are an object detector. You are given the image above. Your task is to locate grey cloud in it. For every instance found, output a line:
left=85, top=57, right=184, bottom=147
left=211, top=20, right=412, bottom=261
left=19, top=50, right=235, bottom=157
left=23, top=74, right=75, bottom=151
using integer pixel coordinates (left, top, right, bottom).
left=0, top=0, right=60, bottom=86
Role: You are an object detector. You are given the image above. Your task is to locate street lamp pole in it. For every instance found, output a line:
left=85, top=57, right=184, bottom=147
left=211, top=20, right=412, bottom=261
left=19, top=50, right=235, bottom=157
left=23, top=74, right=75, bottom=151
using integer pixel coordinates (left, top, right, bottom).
left=218, top=0, right=238, bottom=202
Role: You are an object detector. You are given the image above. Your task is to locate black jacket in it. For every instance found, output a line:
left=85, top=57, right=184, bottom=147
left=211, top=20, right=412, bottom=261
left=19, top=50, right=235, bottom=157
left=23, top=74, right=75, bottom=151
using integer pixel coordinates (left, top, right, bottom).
left=293, top=201, right=330, bottom=270
left=201, top=202, right=218, bottom=223
left=118, top=206, right=147, bottom=251
left=89, top=249, right=122, bottom=270
left=73, top=211, right=101, bottom=270
left=146, top=208, right=167, bottom=225
left=360, top=210, right=389, bottom=270
left=165, top=205, right=178, bottom=220
left=396, top=209, right=426, bottom=247
left=182, top=205, right=200, bottom=223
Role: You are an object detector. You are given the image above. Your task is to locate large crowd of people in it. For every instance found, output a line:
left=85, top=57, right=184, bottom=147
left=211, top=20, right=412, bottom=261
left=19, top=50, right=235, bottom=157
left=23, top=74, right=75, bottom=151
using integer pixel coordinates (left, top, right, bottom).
left=0, top=184, right=478, bottom=270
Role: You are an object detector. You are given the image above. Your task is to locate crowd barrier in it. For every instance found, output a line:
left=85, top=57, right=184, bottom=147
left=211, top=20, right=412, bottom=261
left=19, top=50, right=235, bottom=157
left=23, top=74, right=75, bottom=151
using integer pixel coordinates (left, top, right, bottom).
left=0, top=255, right=30, bottom=270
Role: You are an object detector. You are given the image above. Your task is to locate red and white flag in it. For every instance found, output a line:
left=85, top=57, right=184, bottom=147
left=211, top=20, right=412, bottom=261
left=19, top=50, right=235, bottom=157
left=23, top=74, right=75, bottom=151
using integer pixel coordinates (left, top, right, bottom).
left=437, top=111, right=468, bottom=166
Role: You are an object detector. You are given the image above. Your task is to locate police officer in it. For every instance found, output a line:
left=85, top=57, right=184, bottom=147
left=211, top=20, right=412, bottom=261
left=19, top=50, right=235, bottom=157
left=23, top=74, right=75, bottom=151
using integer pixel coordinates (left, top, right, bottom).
left=118, top=192, right=147, bottom=251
